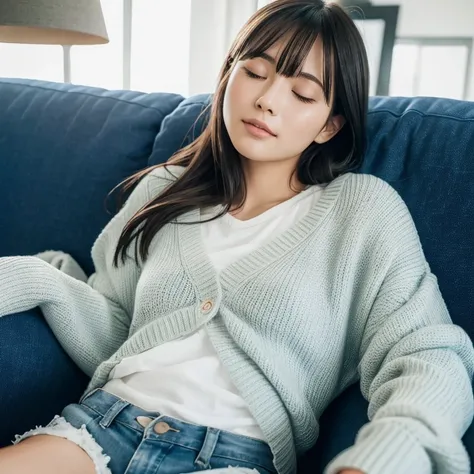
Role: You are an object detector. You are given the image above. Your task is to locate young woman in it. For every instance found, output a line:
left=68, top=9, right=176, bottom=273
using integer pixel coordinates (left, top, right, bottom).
left=0, top=1, right=472, bottom=474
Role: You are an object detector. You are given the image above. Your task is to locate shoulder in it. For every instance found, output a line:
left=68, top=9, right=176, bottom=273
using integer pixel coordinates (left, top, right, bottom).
left=93, top=165, right=187, bottom=258
left=118, top=165, right=185, bottom=215
left=335, top=172, right=420, bottom=251
left=146, top=165, right=186, bottom=194
left=339, top=172, right=400, bottom=200
left=127, top=165, right=186, bottom=203
left=337, top=172, right=409, bottom=218
left=148, top=164, right=186, bottom=181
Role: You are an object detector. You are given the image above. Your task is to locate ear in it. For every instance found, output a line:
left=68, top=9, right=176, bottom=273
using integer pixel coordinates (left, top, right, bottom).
left=314, top=114, right=346, bottom=144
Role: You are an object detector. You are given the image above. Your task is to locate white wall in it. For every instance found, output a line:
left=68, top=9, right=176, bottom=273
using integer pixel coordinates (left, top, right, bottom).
left=187, top=0, right=474, bottom=99
left=373, top=0, right=474, bottom=100
left=188, top=0, right=258, bottom=95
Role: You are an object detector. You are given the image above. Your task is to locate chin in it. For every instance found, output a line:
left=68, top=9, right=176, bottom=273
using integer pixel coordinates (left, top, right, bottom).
left=229, top=136, right=278, bottom=163
left=235, top=148, right=276, bottom=163
left=240, top=153, right=278, bottom=163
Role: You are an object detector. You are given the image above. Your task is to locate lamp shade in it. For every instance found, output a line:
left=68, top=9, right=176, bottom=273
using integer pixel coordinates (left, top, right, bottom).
left=0, top=0, right=109, bottom=45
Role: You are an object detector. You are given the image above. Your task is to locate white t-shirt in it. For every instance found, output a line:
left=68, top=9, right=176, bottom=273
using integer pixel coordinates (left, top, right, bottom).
left=103, top=184, right=323, bottom=440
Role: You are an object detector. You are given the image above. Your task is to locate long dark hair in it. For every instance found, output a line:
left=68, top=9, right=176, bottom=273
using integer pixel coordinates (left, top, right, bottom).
left=113, top=0, right=369, bottom=267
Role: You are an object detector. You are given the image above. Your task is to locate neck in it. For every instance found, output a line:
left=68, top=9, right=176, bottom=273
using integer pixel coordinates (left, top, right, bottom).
left=231, top=158, right=305, bottom=220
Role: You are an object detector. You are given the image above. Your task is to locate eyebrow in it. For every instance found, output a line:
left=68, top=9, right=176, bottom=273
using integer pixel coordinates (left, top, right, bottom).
left=257, top=52, right=324, bottom=90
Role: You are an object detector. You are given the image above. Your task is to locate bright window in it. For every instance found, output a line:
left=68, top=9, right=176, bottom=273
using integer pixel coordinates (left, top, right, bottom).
left=0, top=43, right=63, bottom=82
left=0, top=0, right=192, bottom=95
left=131, top=0, right=191, bottom=96
left=70, top=0, right=123, bottom=90
left=390, top=39, right=472, bottom=100
left=354, top=19, right=386, bottom=97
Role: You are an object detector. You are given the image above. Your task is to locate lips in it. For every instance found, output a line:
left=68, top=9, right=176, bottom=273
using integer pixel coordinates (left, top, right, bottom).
left=242, top=119, right=276, bottom=137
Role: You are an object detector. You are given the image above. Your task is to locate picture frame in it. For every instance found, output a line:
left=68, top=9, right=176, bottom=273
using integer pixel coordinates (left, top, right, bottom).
left=348, top=4, right=400, bottom=96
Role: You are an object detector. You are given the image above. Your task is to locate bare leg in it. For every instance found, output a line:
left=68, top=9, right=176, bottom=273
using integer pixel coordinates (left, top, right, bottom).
left=0, top=435, right=96, bottom=474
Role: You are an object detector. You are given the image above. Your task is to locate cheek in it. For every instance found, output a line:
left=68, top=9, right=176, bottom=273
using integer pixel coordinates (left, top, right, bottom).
left=223, top=72, right=245, bottom=121
left=284, top=108, right=324, bottom=146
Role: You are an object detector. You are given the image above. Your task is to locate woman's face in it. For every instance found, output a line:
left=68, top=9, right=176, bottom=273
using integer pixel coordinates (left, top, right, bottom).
left=223, top=36, right=344, bottom=164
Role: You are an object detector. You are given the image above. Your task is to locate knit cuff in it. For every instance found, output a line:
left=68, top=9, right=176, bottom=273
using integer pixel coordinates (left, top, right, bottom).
left=0, top=256, right=51, bottom=317
left=324, top=421, right=432, bottom=474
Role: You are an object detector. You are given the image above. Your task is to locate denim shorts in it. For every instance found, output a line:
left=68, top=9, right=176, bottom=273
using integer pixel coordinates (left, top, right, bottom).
left=14, top=389, right=277, bottom=474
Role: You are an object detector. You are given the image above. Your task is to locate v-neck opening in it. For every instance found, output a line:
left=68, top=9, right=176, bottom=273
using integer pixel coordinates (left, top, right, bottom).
left=177, top=172, right=352, bottom=295
left=223, top=184, right=323, bottom=229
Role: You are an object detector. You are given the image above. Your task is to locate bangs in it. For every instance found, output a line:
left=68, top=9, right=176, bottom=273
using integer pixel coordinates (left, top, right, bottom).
left=231, top=2, right=335, bottom=104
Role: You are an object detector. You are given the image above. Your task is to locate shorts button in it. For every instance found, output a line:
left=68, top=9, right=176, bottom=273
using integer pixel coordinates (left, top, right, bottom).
left=136, top=416, right=153, bottom=428
left=200, top=299, right=214, bottom=313
left=154, top=422, right=171, bottom=434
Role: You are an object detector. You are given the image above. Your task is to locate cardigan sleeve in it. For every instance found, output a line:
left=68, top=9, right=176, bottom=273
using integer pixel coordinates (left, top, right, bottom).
left=326, top=184, right=474, bottom=474
left=0, top=166, right=176, bottom=376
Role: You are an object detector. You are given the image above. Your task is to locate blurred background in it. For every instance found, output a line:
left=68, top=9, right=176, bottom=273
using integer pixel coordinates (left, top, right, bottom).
left=0, top=0, right=472, bottom=101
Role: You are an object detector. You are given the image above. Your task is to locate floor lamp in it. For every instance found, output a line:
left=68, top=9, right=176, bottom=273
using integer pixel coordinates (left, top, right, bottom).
left=0, top=0, right=109, bottom=83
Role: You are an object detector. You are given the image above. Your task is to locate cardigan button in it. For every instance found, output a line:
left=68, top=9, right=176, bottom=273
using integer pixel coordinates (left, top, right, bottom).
left=200, top=299, right=214, bottom=313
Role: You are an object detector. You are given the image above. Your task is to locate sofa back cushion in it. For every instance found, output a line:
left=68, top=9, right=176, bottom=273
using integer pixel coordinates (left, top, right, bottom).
left=0, top=79, right=183, bottom=273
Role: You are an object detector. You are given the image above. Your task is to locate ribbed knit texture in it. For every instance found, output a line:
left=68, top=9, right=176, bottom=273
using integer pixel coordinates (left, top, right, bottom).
left=1, top=165, right=473, bottom=474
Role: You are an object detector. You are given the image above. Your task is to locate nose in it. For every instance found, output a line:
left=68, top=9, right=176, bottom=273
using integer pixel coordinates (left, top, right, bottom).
left=255, top=95, right=274, bottom=115
left=255, top=78, right=284, bottom=116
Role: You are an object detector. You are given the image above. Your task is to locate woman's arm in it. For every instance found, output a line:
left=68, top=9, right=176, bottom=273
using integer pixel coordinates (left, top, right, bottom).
left=0, top=166, right=171, bottom=377
left=326, top=185, right=474, bottom=474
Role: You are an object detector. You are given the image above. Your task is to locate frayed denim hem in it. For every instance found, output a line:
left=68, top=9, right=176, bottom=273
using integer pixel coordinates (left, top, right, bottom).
left=13, top=415, right=112, bottom=474
left=189, top=469, right=260, bottom=474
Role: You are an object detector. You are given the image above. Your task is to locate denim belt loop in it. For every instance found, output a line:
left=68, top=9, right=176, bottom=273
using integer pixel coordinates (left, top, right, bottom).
left=99, top=399, right=130, bottom=429
left=194, top=427, right=221, bottom=469
left=79, top=387, right=100, bottom=404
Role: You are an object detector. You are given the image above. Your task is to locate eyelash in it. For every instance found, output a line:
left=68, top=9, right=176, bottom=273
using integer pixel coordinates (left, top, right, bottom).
left=243, top=68, right=315, bottom=105
left=244, top=68, right=264, bottom=80
left=293, top=92, right=315, bottom=104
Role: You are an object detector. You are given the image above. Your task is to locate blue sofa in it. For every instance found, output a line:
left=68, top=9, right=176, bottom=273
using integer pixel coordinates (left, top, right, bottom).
left=0, top=78, right=473, bottom=472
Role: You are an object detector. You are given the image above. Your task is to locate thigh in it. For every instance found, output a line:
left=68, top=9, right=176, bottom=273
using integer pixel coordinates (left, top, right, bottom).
left=0, top=434, right=96, bottom=474
left=61, top=402, right=143, bottom=474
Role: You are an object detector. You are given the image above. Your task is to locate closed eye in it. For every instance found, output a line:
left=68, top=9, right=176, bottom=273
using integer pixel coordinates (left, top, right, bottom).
left=244, top=68, right=265, bottom=80
left=293, top=91, right=315, bottom=104
left=244, top=66, right=314, bottom=104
